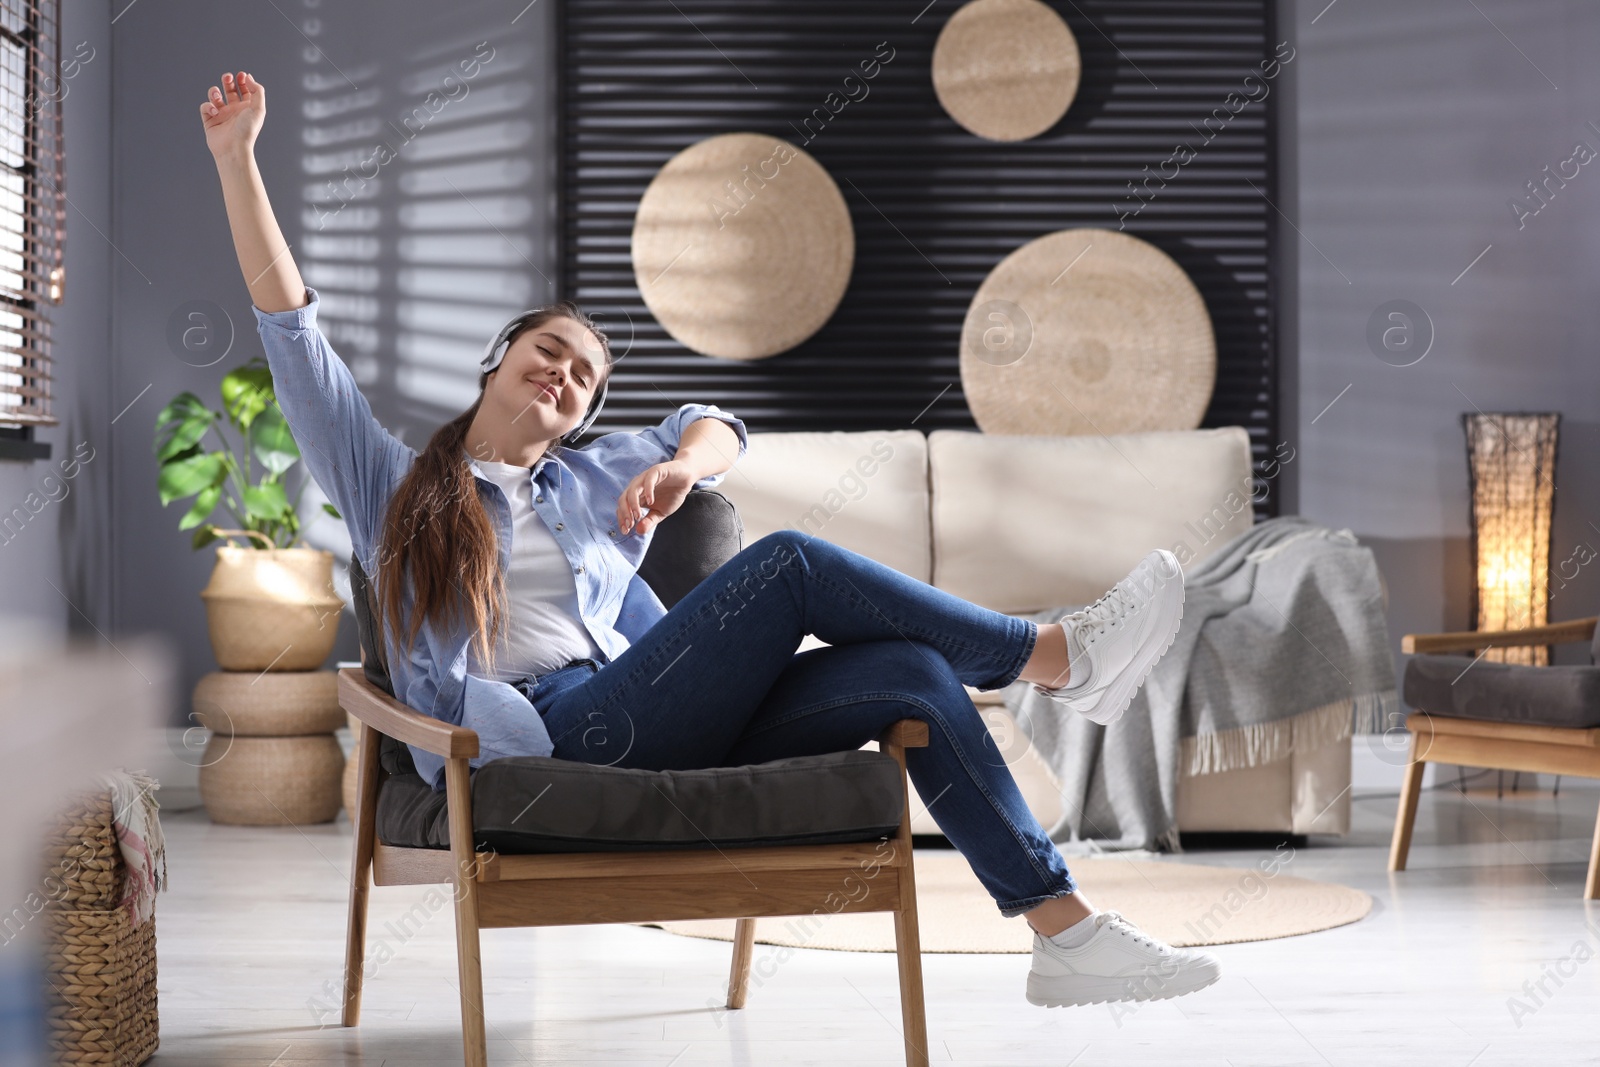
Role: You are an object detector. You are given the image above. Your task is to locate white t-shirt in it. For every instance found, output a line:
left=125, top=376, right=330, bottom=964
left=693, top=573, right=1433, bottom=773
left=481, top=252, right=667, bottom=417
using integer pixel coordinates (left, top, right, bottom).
left=467, top=459, right=604, bottom=683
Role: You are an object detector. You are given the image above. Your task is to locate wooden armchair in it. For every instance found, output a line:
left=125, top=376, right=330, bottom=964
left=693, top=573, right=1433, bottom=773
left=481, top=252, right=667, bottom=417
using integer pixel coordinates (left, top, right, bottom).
left=1388, top=614, right=1600, bottom=898
left=338, top=490, right=933, bottom=1067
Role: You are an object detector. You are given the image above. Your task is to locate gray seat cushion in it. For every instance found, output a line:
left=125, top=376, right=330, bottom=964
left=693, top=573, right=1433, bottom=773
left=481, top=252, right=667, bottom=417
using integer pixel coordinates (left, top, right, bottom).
left=375, top=749, right=905, bottom=853
left=1403, top=654, right=1600, bottom=729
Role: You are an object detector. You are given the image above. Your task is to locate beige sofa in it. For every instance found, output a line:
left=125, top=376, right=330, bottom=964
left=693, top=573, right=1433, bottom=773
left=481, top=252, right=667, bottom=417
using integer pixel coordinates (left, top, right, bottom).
left=717, top=427, right=1352, bottom=841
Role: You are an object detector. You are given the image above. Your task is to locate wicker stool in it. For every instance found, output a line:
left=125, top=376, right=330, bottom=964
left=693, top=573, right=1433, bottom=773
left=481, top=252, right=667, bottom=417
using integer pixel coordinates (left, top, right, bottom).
left=41, top=788, right=159, bottom=1067
left=193, top=669, right=346, bottom=825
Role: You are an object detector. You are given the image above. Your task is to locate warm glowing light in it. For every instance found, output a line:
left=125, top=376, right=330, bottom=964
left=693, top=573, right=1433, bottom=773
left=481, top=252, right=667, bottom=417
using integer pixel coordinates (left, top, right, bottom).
left=1464, top=413, right=1558, bottom=666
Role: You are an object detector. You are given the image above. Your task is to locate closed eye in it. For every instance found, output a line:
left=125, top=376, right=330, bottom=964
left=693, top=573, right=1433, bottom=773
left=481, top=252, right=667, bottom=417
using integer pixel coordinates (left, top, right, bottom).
left=538, top=345, right=587, bottom=385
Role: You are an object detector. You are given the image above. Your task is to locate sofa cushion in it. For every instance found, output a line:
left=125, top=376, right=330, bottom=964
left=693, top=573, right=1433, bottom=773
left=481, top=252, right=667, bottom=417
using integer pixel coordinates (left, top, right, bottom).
left=1403, top=654, right=1600, bottom=729
left=928, top=427, right=1254, bottom=612
left=375, top=749, right=905, bottom=853
left=715, top=430, right=931, bottom=582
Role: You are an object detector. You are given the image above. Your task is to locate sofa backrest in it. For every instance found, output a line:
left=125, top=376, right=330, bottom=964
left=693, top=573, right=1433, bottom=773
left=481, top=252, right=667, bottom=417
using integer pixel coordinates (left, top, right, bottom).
left=928, top=427, right=1255, bottom=613
left=716, top=430, right=932, bottom=582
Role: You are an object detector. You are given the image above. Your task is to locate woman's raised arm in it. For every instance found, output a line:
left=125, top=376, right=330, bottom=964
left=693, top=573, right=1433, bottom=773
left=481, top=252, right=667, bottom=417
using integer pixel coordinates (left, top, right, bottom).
left=200, top=70, right=305, bottom=314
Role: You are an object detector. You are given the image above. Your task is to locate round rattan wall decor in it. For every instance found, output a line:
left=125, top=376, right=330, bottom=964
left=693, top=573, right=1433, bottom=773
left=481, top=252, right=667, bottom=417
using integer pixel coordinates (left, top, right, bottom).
left=631, top=132, right=854, bottom=361
left=960, top=228, right=1216, bottom=435
left=932, top=0, right=1082, bottom=142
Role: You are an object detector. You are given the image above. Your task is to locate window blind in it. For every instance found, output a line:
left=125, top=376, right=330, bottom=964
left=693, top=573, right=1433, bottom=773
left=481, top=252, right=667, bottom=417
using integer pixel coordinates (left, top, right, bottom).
left=0, top=0, right=63, bottom=428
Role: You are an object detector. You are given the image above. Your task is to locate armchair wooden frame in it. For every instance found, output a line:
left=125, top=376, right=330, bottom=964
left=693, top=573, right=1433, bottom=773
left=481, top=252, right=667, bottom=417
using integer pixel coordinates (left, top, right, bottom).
left=1388, top=615, right=1600, bottom=899
left=337, top=667, right=933, bottom=1067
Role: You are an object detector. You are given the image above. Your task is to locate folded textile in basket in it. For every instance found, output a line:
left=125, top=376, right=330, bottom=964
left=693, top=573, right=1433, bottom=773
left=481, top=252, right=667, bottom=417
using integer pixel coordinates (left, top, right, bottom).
left=104, top=771, right=166, bottom=925
left=1003, top=515, right=1398, bottom=853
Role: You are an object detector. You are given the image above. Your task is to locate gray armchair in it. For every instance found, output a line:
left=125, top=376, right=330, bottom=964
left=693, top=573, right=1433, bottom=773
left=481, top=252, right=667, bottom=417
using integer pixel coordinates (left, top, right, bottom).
left=1388, top=614, right=1600, bottom=898
left=339, top=489, right=932, bottom=1067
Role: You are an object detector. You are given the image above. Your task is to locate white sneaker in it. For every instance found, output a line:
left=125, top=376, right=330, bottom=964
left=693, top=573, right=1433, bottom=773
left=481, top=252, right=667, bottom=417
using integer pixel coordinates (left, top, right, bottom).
left=1032, top=549, right=1184, bottom=725
left=1026, top=910, right=1221, bottom=1008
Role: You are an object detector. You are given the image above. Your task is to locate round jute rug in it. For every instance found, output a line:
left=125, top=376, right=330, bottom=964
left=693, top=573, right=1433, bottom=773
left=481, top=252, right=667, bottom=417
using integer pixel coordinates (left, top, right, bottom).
left=638, top=851, right=1371, bottom=953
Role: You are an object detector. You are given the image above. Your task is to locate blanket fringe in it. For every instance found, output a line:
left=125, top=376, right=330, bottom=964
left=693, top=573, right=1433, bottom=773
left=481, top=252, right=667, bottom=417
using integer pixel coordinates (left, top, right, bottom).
left=1350, top=688, right=1400, bottom=736
left=1182, top=693, right=1384, bottom=778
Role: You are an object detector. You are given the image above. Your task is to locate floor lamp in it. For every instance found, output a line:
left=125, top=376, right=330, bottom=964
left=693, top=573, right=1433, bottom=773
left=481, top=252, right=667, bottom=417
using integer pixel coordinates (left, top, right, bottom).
left=1462, top=412, right=1560, bottom=666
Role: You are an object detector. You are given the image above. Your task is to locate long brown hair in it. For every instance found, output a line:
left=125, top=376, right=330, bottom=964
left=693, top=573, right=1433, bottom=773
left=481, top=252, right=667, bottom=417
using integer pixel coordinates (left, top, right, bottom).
left=373, top=302, right=613, bottom=674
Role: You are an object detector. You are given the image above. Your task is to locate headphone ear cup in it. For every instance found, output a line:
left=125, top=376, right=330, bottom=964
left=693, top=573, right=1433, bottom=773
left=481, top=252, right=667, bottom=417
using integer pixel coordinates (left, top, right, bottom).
left=481, top=340, right=504, bottom=375
left=563, top=380, right=608, bottom=444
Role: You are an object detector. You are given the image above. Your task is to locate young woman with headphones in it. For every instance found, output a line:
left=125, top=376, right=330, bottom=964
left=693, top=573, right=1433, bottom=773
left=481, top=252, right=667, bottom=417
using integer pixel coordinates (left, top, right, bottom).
left=201, top=69, right=1220, bottom=1009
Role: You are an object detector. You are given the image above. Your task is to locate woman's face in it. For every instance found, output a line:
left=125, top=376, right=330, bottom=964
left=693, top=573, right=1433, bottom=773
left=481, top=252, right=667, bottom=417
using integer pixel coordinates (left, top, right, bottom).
left=488, top=315, right=605, bottom=440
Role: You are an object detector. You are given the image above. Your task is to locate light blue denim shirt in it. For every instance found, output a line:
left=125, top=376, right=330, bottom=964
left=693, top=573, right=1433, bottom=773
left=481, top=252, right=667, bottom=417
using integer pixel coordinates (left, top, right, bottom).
left=253, top=286, right=748, bottom=790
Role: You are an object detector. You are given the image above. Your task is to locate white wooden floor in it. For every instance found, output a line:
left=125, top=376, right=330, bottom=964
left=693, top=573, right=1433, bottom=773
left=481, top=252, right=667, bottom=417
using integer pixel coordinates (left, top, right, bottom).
left=149, top=774, right=1600, bottom=1066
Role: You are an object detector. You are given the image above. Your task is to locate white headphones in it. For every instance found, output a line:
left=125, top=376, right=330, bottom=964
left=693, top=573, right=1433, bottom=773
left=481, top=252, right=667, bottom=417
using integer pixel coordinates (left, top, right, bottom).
left=478, top=310, right=609, bottom=445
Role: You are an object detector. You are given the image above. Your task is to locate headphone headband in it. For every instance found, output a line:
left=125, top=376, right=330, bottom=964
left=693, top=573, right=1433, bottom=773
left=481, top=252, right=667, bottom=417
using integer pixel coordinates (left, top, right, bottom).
left=479, top=310, right=608, bottom=444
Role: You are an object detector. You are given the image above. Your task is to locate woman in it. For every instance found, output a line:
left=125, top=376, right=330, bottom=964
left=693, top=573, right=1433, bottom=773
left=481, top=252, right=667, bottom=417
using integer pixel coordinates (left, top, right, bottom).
left=201, top=69, right=1220, bottom=1010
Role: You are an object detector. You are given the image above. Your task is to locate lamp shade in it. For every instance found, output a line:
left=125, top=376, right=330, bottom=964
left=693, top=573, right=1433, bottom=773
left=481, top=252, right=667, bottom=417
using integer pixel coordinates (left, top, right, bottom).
left=1463, top=412, right=1560, bottom=665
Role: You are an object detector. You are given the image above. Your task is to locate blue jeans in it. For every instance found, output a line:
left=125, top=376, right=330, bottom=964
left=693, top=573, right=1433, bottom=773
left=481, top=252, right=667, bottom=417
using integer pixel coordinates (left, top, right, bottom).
left=510, top=530, right=1078, bottom=918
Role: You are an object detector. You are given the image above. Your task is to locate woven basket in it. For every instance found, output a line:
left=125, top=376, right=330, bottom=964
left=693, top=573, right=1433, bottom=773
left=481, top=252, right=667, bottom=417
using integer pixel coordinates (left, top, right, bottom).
left=198, top=734, right=345, bottom=825
left=42, top=911, right=158, bottom=1067
left=199, top=546, right=344, bottom=671
left=192, top=669, right=344, bottom=737
left=43, top=790, right=121, bottom=911
left=41, top=789, right=159, bottom=1067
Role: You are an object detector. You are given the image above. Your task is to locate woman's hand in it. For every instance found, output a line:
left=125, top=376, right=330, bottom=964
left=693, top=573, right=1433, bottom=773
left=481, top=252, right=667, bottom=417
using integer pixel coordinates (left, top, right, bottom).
left=199, top=70, right=266, bottom=160
left=617, top=460, right=696, bottom=537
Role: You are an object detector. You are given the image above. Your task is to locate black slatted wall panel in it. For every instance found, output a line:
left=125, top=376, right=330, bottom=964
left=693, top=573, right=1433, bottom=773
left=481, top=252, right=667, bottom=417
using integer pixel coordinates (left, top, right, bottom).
left=559, top=0, right=1280, bottom=516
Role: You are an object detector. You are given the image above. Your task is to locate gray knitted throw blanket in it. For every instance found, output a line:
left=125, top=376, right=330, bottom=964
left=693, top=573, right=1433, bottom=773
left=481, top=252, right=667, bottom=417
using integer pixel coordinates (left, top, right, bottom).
left=1001, top=515, right=1397, bottom=853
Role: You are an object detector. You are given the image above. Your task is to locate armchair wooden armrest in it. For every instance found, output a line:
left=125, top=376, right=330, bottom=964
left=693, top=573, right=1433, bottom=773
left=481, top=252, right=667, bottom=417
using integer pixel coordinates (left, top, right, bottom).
left=338, top=667, right=479, bottom=759
left=877, top=720, right=930, bottom=749
left=1401, top=615, right=1598, bottom=656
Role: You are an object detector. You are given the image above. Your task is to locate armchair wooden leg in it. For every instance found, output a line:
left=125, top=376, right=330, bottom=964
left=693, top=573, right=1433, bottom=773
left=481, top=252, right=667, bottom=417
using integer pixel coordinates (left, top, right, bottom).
left=1389, top=738, right=1427, bottom=873
left=727, top=919, right=757, bottom=1009
left=342, top=721, right=381, bottom=1027
left=1585, top=803, right=1600, bottom=901
left=880, top=720, right=930, bottom=1067
left=446, top=757, right=488, bottom=1067
left=892, top=877, right=929, bottom=1067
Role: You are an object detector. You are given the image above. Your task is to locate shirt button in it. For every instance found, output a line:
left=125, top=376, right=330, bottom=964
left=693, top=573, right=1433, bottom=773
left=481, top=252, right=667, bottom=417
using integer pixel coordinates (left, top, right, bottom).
left=555, top=522, right=564, bottom=531
left=535, top=495, right=544, bottom=504
left=575, top=565, right=584, bottom=574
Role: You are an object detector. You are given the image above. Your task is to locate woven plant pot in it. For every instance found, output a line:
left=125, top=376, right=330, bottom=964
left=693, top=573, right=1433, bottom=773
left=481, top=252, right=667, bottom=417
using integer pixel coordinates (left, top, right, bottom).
left=198, top=735, right=345, bottom=826
left=191, top=669, right=343, bottom=737
left=199, top=545, right=344, bottom=671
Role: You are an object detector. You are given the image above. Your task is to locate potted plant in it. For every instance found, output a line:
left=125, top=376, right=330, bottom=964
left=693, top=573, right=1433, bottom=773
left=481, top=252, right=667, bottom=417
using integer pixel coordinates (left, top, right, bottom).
left=155, top=356, right=345, bottom=671
left=155, top=357, right=349, bottom=826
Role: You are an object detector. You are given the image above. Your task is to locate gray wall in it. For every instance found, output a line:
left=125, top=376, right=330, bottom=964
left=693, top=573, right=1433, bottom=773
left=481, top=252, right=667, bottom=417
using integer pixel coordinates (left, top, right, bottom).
left=0, top=2, right=114, bottom=639
left=1285, top=0, right=1600, bottom=683
left=109, top=1, right=557, bottom=722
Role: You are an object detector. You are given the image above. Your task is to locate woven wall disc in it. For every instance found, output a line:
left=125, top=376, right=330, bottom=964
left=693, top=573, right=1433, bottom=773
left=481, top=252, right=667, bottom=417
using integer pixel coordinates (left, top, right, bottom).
left=960, top=228, right=1216, bottom=435
left=632, top=133, right=854, bottom=360
left=932, top=0, right=1081, bottom=142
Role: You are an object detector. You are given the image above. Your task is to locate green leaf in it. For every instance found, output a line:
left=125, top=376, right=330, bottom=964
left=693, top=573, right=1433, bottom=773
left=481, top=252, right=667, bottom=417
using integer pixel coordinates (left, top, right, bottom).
left=191, top=524, right=223, bottom=551
left=158, top=452, right=224, bottom=506
left=221, top=359, right=274, bottom=432
left=178, top=482, right=223, bottom=531
left=153, top=392, right=217, bottom=463
left=249, top=404, right=300, bottom=475
left=242, top=481, right=290, bottom=522
left=321, top=502, right=343, bottom=520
